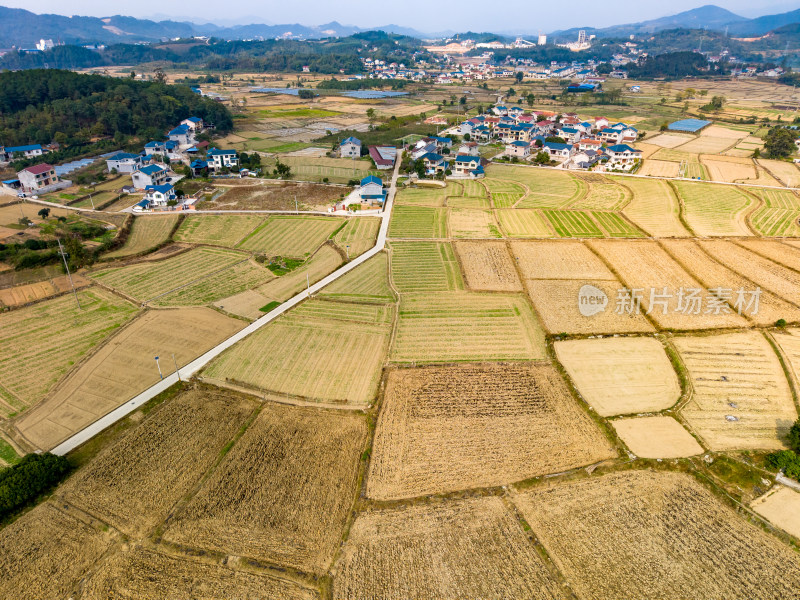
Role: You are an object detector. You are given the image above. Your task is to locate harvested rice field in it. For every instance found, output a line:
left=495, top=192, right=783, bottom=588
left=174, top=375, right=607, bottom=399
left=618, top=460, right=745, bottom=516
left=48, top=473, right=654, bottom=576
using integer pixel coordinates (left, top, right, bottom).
left=555, top=337, right=680, bottom=416
left=81, top=548, right=319, bottom=600
left=647, top=133, right=694, bottom=148
left=389, top=241, right=464, bottom=293
left=751, top=486, right=800, bottom=541
left=162, top=403, right=367, bottom=576
left=612, top=416, right=704, bottom=458
left=174, top=214, right=264, bottom=247
left=671, top=181, right=753, bottom=237
left=674, top=331, right=798, bottom=451
left=15, top=309, right=244, bottom=451
left=367, top=363, right=614, bottom=500
left=238, top=215, right=342, bottom=257
left=448, top=208, right=499, bottom=238
left=332, top=497, right=568, bottom=600
left=639, top=159, right=680, bottom=178
left=332, top=216, right=380, bottom=257
left=758, top=158, right=800, bottom=187
left=736, top=238, right=800, bottom=272
left=56, top=387, right=254, bottom=537
left=0, top=273, right=91, bottom=308
left=514, top=470, right=800, bottom=600
left=204, top=307, right=390, bottom=404
left=0, top=288, right=137, bottom=419
left=105, top=214, right=178, bottom=259
left=454, top=241, right=522, bottom=291
left=700, top=156, right=757, bottom=183
left=495, top=209, right=554, bottom=237
left=390, top=292, right=546, bottom=362
left=511, top=240, right=613, bottom=280
left=676, top=135, right=736, bottom=154
left=620, top=177, right=690, bottom=237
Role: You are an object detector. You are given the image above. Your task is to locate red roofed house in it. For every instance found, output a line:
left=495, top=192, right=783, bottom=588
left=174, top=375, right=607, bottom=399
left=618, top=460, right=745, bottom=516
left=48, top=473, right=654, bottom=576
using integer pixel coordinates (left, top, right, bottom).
left=17, top=163, right=59, bottom=192
left=368, top=146, right=397, bottom=170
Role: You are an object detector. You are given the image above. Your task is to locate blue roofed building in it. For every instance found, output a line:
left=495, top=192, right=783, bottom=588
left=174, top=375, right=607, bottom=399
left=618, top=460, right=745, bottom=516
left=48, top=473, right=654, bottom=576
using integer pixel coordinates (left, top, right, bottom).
left=0, top=144, right=45, bottom=161
left=206, top=148, right=239, bottom=171
left=132, top=164, right=169, bottom=190
left=168, top=124, right=194, bottom=146
left=452, top=155, right=482, bottom=177
left=106, top=152, right=143, bottom=174
left=143, top=184, right=177, bottom=207
left=190, top=159, right=208, bottom=176
left=339, top=136, right=362, bottom=158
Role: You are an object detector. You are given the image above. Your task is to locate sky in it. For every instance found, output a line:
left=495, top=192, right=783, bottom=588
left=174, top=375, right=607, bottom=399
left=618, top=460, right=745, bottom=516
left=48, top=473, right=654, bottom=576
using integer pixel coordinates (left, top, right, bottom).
left=6, top=1, right=800, bottom=32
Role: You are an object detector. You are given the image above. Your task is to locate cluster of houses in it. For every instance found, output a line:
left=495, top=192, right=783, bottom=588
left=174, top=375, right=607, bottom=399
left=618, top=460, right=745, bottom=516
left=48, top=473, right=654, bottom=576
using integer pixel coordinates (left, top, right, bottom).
left=338, top=137, right=398, bottom=172
left=456, top=107, right=642, bottom=171
left=408, top=136, right=485, bottom=178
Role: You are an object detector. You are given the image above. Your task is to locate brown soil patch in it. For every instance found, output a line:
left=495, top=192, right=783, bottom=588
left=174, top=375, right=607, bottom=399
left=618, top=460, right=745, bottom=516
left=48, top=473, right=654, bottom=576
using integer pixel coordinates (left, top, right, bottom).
left=751, top=486, right=800, bottom=540
left=202, top=181, right=348, bottom=212
left=455, top=241, right=522, bottom=291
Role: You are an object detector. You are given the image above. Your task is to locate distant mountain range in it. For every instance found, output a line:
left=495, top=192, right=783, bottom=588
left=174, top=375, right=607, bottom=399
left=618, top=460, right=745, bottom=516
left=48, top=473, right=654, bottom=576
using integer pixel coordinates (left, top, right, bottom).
left=0, top=4, right=799, bottom=49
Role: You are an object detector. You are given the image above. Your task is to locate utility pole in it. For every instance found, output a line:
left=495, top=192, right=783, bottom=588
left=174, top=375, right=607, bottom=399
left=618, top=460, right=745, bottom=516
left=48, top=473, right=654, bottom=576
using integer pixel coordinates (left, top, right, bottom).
left=307, top=273, right=311, bottom=297
left=346, top=244, right=350, bottom=261
left=57, top=237, right=81, bottom=310
left=154, top=356, right=163, bottom=380
left=172, top=353, right=181, bottom=382
left=295, top=194, right=298, bottom=214
left=88, top=192, right=95, bottom=210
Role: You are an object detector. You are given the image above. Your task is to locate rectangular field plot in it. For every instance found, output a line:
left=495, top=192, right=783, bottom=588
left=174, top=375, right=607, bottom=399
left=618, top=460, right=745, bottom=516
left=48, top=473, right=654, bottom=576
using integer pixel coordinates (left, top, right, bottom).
left=320, top=252, right=395, bottom=303
left=163, top=404, right=367, bottom=576
left=56, top=388, right=254, bottom=537
left=16, top=309, right=245, bottom=451
left=758, top=158, right=800, bottom=186
left=661, top=239, right=800, bottom=326
left=511, top=240, right=614, bottom=280
left=387, top=206, right=447, bottom=238
left=555, top=337, right=680, bottom=416
left=0, top=502, right=116, bottom=600
left=389, top=242, right=463, bottom=293
left=174, top=214, right=264, bottom=247
left=390, top=292, right=546, bottom=362
left=514, top=470, right=800, bottom=600
left=589, top=240, right=748, bottom=330
left=81, top=548, right=318, bottom=600
left=676, top=135, right=736, bottom=154
left=674, top=331, right=797, bottom=451
left=448, top=208, right=500, bottom=238
left=701, top=156, right=756, bottom=183
left=0, top=288, right=137, bottom=418
left=748, top=189, right=800, bottom=236
left=455, top=241, right=522, bottom=292
left=204, top=311, right=390, bottom=405
left=394, top=185, right=446, bottom=207
left=612, top=416, right=703, bottom=459
left=751, top=486, right=800, bottom=541
left=620, top=178, right=690, bottom=237
left=671, top=181, right=753, bottom=237
left=542, top=209, right=603, bottom=238
left=238, top=215, right=342, bottom=257
left=638, top=159, right=680, bottom=178
left=333, top=497, right=568, bottom=600
left=332, top=216, right=380, bottom=258
left=91, top=247, right=251, bottom=303
left=367, top=364, right=614, bottom=500
left=591, top=211, right=644, bottom=238
left=0, top=273, right=91, bottom=309
left=496, top=209, right=554, bottom=237
left=482, top=178, right=525, bottom=208
left=106, top=214, right=179, bottom=259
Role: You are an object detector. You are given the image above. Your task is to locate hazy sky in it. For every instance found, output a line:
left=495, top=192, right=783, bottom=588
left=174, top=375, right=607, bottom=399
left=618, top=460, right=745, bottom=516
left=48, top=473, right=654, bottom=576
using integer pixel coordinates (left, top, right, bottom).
left=7, top=1, right=800, bottom=31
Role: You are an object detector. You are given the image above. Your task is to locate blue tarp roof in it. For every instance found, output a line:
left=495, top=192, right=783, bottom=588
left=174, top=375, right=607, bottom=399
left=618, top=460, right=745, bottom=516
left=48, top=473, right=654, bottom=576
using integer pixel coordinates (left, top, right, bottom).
left=4, top=144, right=42, bottom=152
left=360, top=175, right=383, bottom=186
left=668, top=119, right=711, bottom=133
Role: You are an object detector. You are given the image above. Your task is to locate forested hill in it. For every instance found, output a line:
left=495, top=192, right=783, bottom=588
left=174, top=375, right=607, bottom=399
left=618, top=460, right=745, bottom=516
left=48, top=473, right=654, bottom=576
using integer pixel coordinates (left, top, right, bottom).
left=0, top=70, right=232, bottom=147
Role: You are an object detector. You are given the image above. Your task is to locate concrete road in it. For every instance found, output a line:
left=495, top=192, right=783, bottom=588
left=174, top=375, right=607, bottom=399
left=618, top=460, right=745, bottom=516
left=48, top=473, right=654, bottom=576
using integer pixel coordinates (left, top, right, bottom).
left=50, top=152, right=402, bottom=456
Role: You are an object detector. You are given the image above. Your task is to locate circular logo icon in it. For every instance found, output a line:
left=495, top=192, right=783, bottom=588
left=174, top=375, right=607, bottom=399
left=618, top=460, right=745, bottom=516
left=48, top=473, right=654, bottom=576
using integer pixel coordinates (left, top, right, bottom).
left=578, top=284, right=608, bottom=317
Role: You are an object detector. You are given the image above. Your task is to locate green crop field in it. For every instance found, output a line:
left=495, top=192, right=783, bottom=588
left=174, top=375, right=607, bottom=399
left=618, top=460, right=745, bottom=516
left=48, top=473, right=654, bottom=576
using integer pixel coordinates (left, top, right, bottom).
left=491, top=166, right=582, bottom=208
left=447, top=195, right=491, bottom=209
left=0, top=288, right=137, bottom=417
left=619, top=177, right=690, bottom=237
left=153, top=260, right=274, bottom=307
left=571, top=180, right=630, bottom=211
left=388, top=206, right=448, bottom=238
left=332, top=217, right=381, bottom=258
left=174, top=214, right=264, bottom=247
left=482, top=178, right=525, bottom=208
left=320, top=252, right=395, bottom=304
left=238, top=216, right=342, bottom=257
left=291, top=298, right=394, bottom=325
left=92, top=247, right=252, bottom=303
left=672, top=181, right=753, bottom=236
left=256, top=244, right=343, bottom=303
left=591, top=211, right=645, bottom=238
left=390, top=242, right=464, bottom=293
left=390, top=292, right=547, bottom=362
left=204, top=310, right=391, bottom=405
left=749, top=188, right=800, bottom=237
left=459, top=180, right=488, bottom=198
left=496, top=209, right=554, bottom=237
left=542, top=210, right=604, bottom=238
left=395, top=186, right=447, bottom=207
left=105, top=215, right=179, bottom=259
left=257, top=107, right=339, bottom=119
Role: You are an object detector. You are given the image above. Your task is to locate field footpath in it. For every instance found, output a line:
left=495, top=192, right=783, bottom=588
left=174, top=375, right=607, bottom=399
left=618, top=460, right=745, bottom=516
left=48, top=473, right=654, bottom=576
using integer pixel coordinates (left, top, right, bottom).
left=50, top=154, right=402, bottom=456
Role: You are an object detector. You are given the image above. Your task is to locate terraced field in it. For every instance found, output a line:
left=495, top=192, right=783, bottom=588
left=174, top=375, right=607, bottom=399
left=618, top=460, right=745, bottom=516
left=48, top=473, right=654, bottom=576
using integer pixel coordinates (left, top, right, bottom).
left=238, top=216, right=342, bottom=257
left=620, top=177, right=690, bottom=237
left=748, top=188, right=800, bottom=237
left=105, top=215, right=179, bottom=259
left=174, top=214, right=264, bottom=247
left=390, top=292, right=546, bottom=362
left=389, top=242, right=464, bottom=293
left=496, top=209, right=554, bottom=237
left=671, top=181, right=753, bottom=236
left=387, top=206, right=448, bottom=238
left=482, top=178, right=526, bottom=208
left=496, top=166, right=582, bottom=209
left=542, top=209, right=603, bottom=237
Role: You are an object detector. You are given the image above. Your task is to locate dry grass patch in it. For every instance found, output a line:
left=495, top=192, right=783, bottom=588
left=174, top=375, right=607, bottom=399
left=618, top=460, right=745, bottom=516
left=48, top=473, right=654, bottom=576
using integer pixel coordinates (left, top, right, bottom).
left=612, top=416, right=704, bottom=458
left=0, top=502, right=116, bottom=599
left=16, top=308, right=244, bottom=451
left=751, top=486, right=800, bottom=540
left=390, top=292, right=546, bottom=362
left=675, top=331, right=797, bottom=451
left=163, top=403, right=367, bottom=576
left=455, top=241, right=522, bottom=291
left=589, top=240, right=748, bottom=330
left=0, top=273, right=91, bottom=308
left=620, top=177, right=690, bottom=237
left=511, top=240, right=613, bottom=280
left=496, top=209, right=554, bottom=237
left=81, top=548, right=318, bottom=600
left=448, top=208, right=499, bottom=238
left=555, top=337, right=680, bottom=416
left=332, top=497, right=568, bottom=600
left=321, top=251, right=395, bottom=303
left=662, top=239, right=800, bottom=326
left=174, top=214, right=264, bottom=247
left=204, top=180, right=345, bottom=211
left=332, top=216, right=380, bottom=258
left=0, top=288, right=137, bottom=419
left=204, top=307, right=390, bottom=405
left=639, top=159, right=680, bottom=177
left=238, top=215, right=342, bottom=257
left=514, top=470, right=800, bottom=600
left=367, top=363, right=614, bottom=500
left=57, top=387, right=254, bottom=537
left=106, top=214, right=178, bottom=259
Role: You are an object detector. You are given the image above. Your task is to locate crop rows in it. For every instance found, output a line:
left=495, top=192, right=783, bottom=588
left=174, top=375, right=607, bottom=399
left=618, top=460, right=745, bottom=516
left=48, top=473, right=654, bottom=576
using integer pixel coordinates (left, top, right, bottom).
left=542, top=209, right=603, bottom=237
left=106, top=215, right=179, bottom=259
left=332, top=216, right=381, bottom=257
left=388, top=206, right=448, bottom=238
left=672, top=181, right=752, bottom=236
left=174, top=214, right=264, bottom=247
left=390, top=242, right=463, bottom=293
left=749, top=188, right=800, bottom=236
left=321, top=252, right=395, bottom=303
left=482, top=178, right=525, bottom=208
left=238, top=216, right=341, bottom=257
left=395, top=186, right=446, bottom=207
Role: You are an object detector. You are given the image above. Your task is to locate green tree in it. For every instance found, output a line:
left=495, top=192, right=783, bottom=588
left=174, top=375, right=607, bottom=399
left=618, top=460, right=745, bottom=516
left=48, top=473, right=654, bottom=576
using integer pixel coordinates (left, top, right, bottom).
left=37, top=208, right=50, bottom=219
left=764, top=127, right=798, bottom=158
left=788, top=417, right=800, bottom=453
left=0, top=453, right=71, bottom=519
left=366, top=108, right=377, bottom=125
left=526, top=93, right=535, bottom=107
left=515, top=71, right=523, bottom=83
left=153, top=67, right=167, bottom=85
left=533, top=151, right=550, bottom=165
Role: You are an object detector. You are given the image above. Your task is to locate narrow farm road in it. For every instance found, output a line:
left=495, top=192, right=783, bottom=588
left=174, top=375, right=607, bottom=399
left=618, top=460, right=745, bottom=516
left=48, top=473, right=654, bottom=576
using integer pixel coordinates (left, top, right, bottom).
left=51, top=153, right=402, bottom=456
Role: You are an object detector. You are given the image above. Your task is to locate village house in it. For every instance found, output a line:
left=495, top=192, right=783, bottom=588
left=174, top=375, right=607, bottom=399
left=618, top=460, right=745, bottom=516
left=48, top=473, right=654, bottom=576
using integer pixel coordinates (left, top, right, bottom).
left=339, top=136, right=362, bottom=158
left=542, top=142, right=574, bottom=161
left=605, top=144, right=642, bottom=170
left=132, top=164, right=169, bottom=190
left=206, top=148, right=239, bottom=171
left=106, top=152, right=143, bottom=174
left=368, top=146, right=397, bottom=170
left=507, top=140, right=531, bottom=158
left=0, top=144, right=46, bottom=162
left=180, top=116, right=204, bottom=132
left=190, top=159, right=208, bottom=177
left=452, top=155, right=483, bottom=177
left=17, top=163, right=59, bottom=192
left=356, top=175, right=385, bottom=203
left=167, top=124, right=194, bottom=147
left=420, top=152, right=448, bottom=175
left=144, top=140, right=177, bottom=156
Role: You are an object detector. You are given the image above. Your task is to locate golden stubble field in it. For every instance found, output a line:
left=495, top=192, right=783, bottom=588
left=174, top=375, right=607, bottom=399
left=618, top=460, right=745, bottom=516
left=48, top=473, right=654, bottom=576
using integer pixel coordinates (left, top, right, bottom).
left=454, top=240, right=522, bottom=291
left=367, top=363, right=615, bottom=500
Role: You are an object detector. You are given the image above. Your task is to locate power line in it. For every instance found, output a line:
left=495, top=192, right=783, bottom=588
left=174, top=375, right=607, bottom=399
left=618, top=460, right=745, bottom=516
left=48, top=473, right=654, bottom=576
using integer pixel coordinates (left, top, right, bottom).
left=57, top=237, right=81, bottom=310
